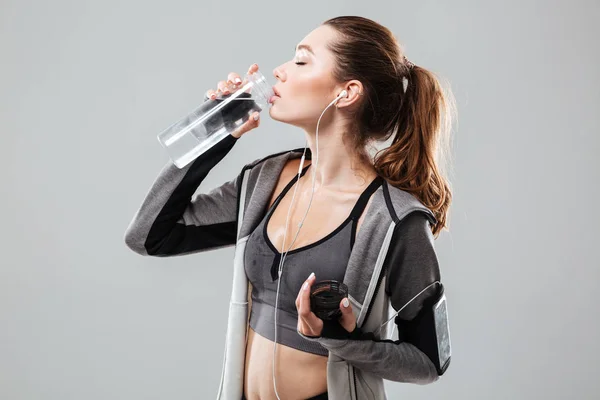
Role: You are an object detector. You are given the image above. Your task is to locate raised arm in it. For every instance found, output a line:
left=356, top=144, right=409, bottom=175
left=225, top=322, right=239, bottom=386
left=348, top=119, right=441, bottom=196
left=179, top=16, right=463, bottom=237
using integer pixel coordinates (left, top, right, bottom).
left=124, top=134, right=241, bottom=256
left=125, top=65, right=265, bottom=256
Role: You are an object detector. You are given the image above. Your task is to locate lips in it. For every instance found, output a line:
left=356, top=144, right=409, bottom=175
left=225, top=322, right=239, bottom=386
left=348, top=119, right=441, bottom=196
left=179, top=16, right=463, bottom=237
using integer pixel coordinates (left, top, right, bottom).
left=268, top=87, right=281, bottom=104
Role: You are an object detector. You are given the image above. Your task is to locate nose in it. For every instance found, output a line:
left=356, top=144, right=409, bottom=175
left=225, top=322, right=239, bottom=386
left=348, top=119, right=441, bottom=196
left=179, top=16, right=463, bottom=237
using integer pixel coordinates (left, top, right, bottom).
left=273, top=65, right=285, bottom=82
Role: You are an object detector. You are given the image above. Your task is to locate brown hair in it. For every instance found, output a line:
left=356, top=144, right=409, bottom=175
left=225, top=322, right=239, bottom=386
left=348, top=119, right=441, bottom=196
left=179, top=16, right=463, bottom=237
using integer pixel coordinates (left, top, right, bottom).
left=322, top=16, right=456, bottom=238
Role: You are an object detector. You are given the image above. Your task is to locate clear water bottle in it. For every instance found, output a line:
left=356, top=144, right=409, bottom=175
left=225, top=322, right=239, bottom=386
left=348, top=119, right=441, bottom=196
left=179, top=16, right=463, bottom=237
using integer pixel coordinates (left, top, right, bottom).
left=157, top=70, right=274, bottom=168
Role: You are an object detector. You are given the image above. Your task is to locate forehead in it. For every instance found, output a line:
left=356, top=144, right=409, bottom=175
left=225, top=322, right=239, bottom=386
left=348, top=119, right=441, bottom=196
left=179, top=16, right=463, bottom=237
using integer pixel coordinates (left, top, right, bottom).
left=297, top=25, right=338, bottom=54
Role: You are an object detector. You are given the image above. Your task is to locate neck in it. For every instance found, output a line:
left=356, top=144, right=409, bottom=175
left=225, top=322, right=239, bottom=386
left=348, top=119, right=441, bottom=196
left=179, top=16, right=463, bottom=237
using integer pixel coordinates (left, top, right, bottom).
left=300, top=122, right=377, bottom=191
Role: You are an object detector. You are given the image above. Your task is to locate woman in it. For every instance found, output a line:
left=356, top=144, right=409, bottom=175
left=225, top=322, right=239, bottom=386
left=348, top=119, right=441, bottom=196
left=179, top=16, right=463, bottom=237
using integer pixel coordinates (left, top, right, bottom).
left=125, top=16, right=454, bottom=400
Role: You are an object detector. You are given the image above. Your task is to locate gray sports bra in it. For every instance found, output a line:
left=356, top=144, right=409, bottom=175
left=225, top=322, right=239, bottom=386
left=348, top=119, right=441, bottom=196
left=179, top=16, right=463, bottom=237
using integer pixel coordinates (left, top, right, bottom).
left=244, top=164, right=383, bottom=356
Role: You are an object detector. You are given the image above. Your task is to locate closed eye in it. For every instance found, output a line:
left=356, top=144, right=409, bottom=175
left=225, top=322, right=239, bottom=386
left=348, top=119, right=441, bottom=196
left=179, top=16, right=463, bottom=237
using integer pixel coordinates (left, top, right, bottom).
left=295, top=62, right=306, bottom=66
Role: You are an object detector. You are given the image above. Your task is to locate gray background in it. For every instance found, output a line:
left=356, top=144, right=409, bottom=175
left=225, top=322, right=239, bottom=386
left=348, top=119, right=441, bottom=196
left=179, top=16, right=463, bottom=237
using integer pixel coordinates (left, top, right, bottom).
left=1, top=0, right=598, bottom=399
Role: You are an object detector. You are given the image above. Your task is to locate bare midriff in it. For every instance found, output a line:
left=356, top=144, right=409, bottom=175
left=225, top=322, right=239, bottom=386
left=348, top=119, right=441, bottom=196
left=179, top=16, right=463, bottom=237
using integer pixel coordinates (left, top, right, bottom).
left=243, top=327, right=328, bottom=400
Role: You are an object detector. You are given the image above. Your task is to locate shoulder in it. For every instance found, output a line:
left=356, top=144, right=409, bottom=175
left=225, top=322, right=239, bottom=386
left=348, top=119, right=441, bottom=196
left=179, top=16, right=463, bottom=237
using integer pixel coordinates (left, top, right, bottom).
left=382, top=188, right=441, bottom=319
left=241, top=147, right=304, bottom=174
left=382, top=181, right=437, bottom=228
left=235, top=148, right=306, bottom=201
left=242, top=148, right=292, bottom=171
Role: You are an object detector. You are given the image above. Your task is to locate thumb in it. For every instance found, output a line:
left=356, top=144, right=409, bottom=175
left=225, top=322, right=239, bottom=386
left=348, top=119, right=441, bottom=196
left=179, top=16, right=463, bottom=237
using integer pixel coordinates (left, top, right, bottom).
left=232, top=112, right=261, bottom=139
left=338, top=297, right=356, bottom=332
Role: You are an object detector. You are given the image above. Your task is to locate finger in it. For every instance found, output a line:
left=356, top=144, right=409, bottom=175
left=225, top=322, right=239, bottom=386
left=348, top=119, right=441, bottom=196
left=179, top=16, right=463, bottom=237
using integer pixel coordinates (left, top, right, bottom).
left=247, top=63, right=259, bottom=75
left=205, top=89, right=217, bottom=100
left=297, top=273, right=324, bottom=337
left=231, top=112, right=260, bottom=138
left=298, top=272, right=316, bottom=318
left=238, top=65, right=258, bottom=89
left=296, top=272, right=314, bottom=309
left=338, top=297, right=356, bottom=332
left=299, top=311, right=323, bottom=337
left=340, top=297, right=351, bottom=314
left=228, top=72, right=243, bottom=87
left=217, top=80, right=229, bottom=95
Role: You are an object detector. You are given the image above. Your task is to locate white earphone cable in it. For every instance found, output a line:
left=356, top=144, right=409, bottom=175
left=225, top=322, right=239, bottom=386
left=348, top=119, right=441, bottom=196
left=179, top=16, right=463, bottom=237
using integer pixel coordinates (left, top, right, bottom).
left=272, top=91, right=346, bottom=400
left=373, top=281, right=442, bottom=337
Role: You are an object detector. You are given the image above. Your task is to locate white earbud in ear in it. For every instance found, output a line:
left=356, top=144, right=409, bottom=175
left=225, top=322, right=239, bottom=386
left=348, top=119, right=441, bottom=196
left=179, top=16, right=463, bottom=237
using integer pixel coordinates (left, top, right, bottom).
left=333, top=89, right=348, bottom=106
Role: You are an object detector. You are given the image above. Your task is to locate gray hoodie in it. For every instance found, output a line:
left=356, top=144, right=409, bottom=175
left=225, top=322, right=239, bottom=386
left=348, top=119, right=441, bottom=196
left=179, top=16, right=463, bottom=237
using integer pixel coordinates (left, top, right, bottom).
left=124, top=133, right=449, bottom=399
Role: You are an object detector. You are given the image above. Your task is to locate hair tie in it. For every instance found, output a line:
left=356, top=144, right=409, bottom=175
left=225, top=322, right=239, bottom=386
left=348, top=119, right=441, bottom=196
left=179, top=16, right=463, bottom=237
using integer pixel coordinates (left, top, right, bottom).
left=402, top=55, right=415, bottom=71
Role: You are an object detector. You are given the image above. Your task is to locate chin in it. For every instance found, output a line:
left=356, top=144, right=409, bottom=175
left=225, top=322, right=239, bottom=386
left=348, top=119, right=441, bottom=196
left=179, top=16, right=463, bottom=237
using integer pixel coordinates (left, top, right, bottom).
left=267, top=105, right=280, bottom=121
left=268, top=106, right=290, bottom=124
left=268, top=104, right=307, bottom=129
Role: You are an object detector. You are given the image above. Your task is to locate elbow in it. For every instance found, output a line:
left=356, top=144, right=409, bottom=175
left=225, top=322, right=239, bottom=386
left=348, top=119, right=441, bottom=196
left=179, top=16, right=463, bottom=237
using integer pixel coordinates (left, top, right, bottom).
left=386, top=369, right=439, bottom=385
left=415, top=353, right=443, bottom=385
left=394, top=354, right=442, bottom=385
left=415, top=370, right=440, bottom=385
left=414, top=356, right=447, bottom=385
left=399, top=368, right=439, bottom=386
left=123, top=226, right=149, bottom=256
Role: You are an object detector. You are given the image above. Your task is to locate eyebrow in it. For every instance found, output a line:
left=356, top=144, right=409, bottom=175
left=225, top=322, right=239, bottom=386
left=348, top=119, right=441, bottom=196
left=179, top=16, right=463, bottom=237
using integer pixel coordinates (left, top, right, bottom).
left=295, top=44, right=315, bottom=54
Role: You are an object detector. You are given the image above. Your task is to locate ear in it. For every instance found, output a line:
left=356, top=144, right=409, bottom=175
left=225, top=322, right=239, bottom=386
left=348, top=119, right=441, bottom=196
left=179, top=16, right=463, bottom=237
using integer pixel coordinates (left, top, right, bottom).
left=336, top=79, right=364, bottom=109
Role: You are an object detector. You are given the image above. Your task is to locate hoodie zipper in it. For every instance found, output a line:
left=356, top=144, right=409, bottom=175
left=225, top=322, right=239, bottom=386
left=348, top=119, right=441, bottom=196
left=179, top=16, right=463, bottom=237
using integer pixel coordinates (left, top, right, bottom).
left=349, top=186, right=399, bottom=399
left=362, top=263, right=387, bottom=331
left=349, top=364, right=357, bottom=400
left=350, top=227, right=391, bottom=399
left=349, top=265, right=387, bottom=399
left=353, top=366, right=358, bottom=399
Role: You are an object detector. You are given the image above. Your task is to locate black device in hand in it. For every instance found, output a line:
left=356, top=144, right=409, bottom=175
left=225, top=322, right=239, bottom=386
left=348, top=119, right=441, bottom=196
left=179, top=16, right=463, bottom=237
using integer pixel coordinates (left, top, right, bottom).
left=310, top=280, right=349, bottom=321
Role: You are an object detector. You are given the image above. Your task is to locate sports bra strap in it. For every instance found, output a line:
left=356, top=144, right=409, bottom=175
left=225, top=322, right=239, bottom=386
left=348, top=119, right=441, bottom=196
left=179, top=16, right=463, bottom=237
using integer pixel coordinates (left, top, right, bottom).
left=272, top=163, right=382, bottom=222
left=272, top=163, right=312, bottom=206
left=349, top=175, right=384, bottom=220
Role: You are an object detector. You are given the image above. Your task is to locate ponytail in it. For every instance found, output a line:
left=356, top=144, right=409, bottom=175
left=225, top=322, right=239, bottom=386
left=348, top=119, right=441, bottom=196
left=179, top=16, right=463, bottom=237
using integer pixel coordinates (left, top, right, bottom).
left=321, top=16, right=455, bottom=238
left=373, top=63, right=455, bottom=238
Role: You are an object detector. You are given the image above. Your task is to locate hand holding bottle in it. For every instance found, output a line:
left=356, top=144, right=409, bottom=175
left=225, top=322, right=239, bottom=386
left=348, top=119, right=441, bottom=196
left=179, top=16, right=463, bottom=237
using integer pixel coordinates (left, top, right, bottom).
left=158, top=63, right=273, bottom=168
left=204, top=63, right=262, bottom=139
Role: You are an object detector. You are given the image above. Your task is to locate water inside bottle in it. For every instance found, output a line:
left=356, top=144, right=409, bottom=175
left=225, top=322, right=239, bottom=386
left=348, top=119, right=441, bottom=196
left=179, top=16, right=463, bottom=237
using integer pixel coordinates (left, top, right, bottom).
left=159, top=92, right=263, bottom=168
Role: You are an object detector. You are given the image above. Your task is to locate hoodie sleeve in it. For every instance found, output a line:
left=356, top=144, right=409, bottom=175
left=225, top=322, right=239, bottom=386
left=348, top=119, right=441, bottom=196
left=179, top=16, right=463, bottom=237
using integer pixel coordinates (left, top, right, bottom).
left=297, top=212, right=442, bottom=385
left=124, top=132, right=243, bottom=256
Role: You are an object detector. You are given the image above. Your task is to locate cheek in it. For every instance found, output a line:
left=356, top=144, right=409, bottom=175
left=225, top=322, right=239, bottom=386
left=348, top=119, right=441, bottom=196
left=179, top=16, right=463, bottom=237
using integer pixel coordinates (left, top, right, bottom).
left=289, top=64, right=331, bottom=97
left=285, top=76, right=331, bottom=114
left=295, top=75, right=329, bottom=101
left=270, top=69, right=333, bottom=122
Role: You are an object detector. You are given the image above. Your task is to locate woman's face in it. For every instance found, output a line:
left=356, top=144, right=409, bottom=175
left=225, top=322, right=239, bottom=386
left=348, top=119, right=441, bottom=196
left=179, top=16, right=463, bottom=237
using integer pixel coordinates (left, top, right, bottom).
left=268, top=25, right=341, bottom=129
